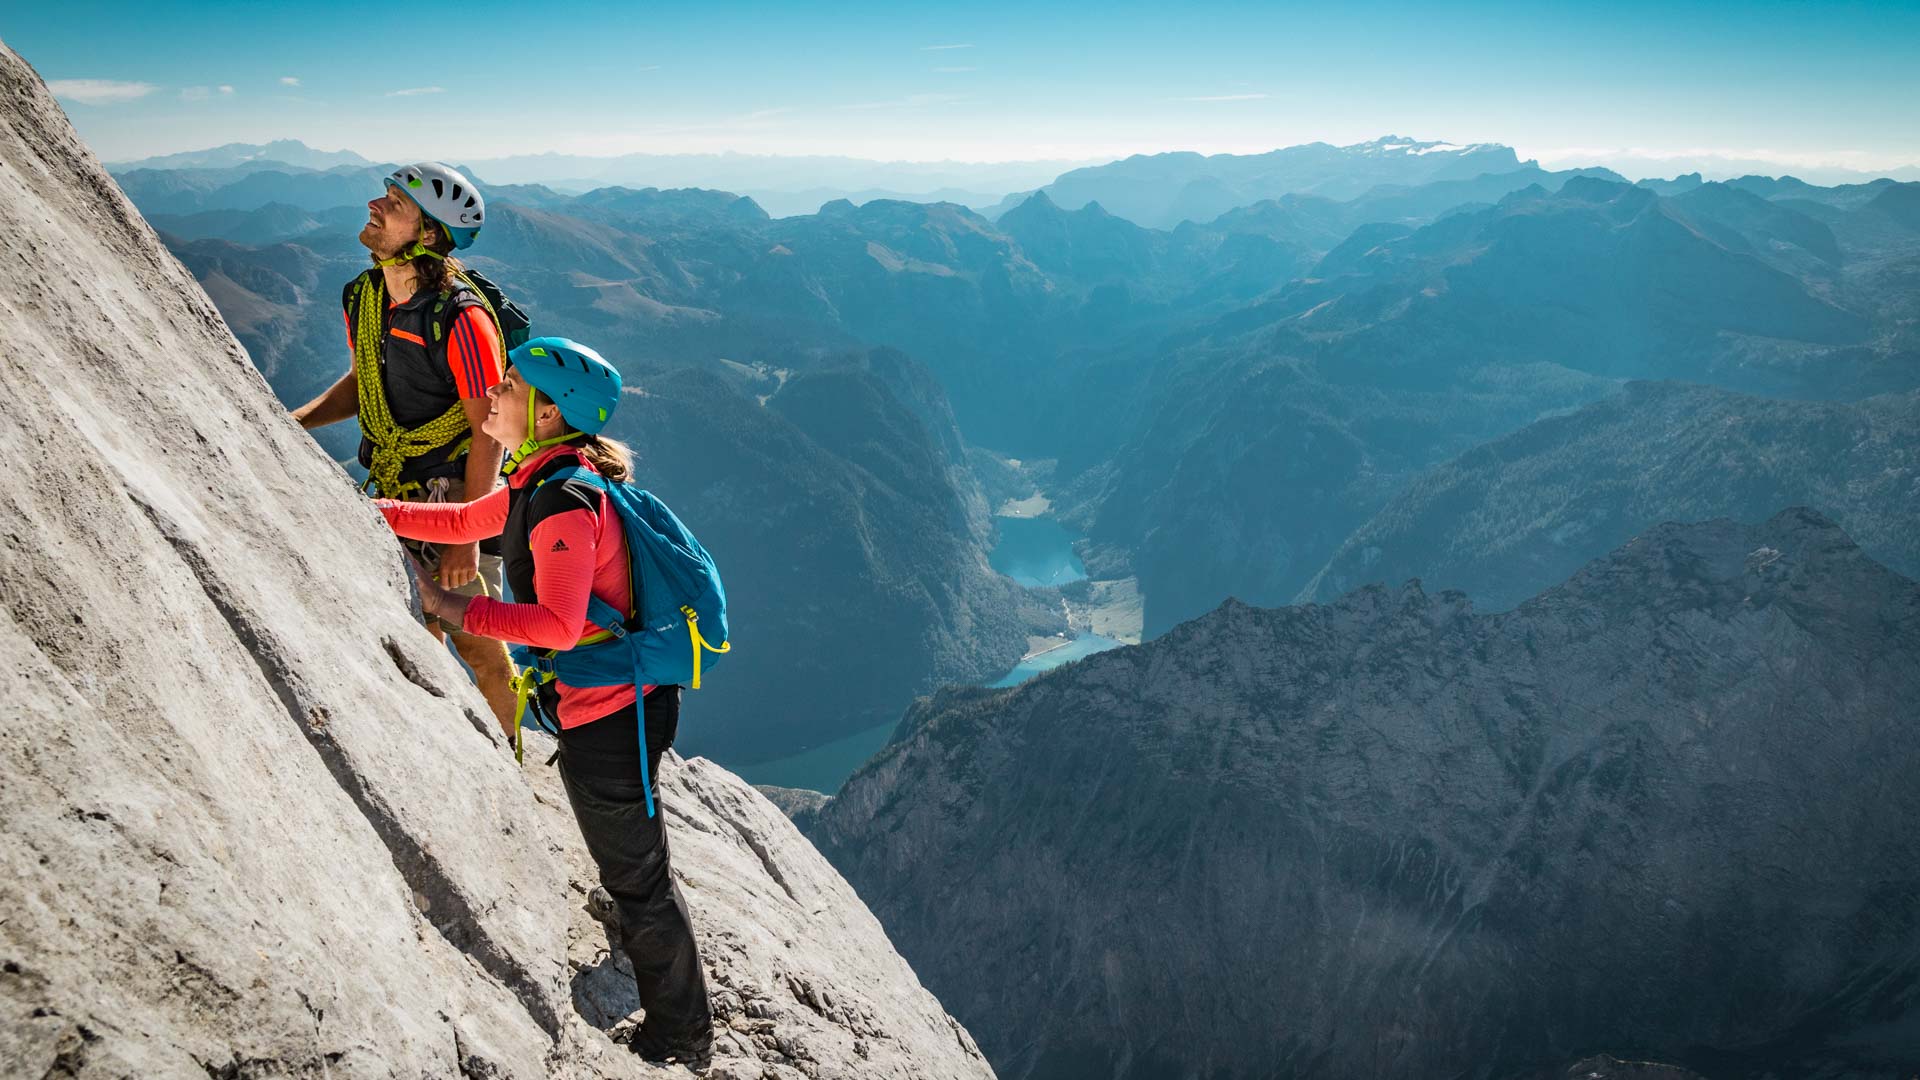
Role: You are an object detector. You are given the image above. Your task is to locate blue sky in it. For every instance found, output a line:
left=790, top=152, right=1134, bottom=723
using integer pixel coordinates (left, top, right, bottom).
left=8, top=0, right=1920, bottom=176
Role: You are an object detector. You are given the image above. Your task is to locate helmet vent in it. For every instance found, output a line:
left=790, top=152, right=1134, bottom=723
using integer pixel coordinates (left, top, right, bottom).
left=451, top=183, right=464, bottom=201
left=431, top=177, right=445, bottom=198
left=464, top=196, right=477, bottom=208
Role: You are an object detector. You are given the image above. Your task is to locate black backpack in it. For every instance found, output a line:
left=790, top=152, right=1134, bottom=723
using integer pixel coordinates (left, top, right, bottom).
left=445, top=266, right=531, bottom=351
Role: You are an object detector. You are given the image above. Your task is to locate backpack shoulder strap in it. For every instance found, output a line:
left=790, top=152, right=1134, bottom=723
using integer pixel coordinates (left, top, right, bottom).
left=533, top=464, right=631, bottom=632
left=541, top=464, right=605, bottom=490
left=342, top=268, right=375, bottom=317
left=426, top=281, right=488, bottom=349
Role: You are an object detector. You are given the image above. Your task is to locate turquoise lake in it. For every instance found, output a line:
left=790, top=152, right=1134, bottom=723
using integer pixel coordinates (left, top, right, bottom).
left=989, top=516, right=1088, bottom=588
left=986, top=634, right=1127, bottom=687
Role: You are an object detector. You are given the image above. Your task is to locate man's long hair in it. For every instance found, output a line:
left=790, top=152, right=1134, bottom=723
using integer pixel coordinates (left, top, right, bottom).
left=408, top=224, right=461, bottom=295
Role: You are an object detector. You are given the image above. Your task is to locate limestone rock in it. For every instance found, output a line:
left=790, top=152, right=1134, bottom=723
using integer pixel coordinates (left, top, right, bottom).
left=0, top=39, right=989, bottom=1080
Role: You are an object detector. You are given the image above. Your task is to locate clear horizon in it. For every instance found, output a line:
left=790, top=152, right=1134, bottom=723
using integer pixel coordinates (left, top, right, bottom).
left=9, top=0, right=1920, bottom=185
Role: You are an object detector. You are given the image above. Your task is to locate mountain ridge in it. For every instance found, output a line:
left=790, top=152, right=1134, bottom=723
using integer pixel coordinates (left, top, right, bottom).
left=817, top=507, right=1920, bottom=1079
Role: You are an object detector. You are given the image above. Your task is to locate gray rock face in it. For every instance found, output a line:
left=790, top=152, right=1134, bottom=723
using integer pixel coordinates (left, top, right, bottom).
left=528, top=743, right=992, bottom=1080
left=816, top=508, right=1920, bottom=1079
left=0, top=41, right=989, bottom=1080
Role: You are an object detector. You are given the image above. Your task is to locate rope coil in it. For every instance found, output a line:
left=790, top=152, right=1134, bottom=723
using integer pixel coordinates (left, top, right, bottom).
left=351, top=275, right=474, bottom=497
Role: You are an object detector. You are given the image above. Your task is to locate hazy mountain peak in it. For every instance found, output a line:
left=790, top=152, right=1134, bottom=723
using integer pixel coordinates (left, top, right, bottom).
left=111, top=138, right=371, bottom=172
left=1018, top=188, right=1057, bottom=210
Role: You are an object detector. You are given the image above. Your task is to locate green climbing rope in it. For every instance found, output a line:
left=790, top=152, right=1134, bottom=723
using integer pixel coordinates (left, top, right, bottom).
left=351, top=274, right=471, bottom=498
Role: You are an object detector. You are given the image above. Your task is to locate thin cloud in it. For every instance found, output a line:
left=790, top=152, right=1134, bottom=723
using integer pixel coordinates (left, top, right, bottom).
left=280, top=76, right=301, bottom=86
left=48, top=78, right=157, bottom=105
left=386, top=86, right=446, bottom=97
left=920, top=43, right=974, bottom=51
left=1171, top=93, right=1269, bottom=102
left=634, top=65, right=661, bottom=72
left=219, top=85, right=235, bottom=94
left=838, top=93, right=967, bottom=112
left=934, top=66, right=978, bottom=73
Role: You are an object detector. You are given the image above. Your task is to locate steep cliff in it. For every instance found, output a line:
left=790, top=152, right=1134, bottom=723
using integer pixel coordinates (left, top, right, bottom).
left=817, top=508, right=1920, bottom=1079
left=0, top=40, right=989, bottom=1080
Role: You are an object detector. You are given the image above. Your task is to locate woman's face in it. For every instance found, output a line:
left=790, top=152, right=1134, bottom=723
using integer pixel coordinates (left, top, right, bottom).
left=483, top=366, right=535, bottom=446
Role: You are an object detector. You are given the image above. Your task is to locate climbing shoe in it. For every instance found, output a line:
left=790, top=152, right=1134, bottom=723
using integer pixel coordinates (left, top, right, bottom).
left=586, top=885, right=620, bottom=927
left=627, top=1027, right=713, bottom=1071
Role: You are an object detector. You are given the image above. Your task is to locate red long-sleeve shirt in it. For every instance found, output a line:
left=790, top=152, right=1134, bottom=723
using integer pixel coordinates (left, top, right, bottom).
left=376, top=446, right=645, bottom=726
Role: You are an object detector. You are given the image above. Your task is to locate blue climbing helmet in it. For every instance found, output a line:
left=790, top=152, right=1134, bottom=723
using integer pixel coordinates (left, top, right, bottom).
left=513, top=336, right=622, bottom=433
left=502, top=336, right=623, bottom=474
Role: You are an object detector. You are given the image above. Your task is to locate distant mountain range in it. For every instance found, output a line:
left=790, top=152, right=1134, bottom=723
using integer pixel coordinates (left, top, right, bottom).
left=112, top=141, right=1084, bottom=218
left=1062, top=173, right=1917, bottom=634
left=110, top=138, right=372, bottom=172
left=815, top=508, right=1920, bottom=1080
left=1020, top=136, right=1593, bottom=228
left=116, top=141, right=1920, bottom=757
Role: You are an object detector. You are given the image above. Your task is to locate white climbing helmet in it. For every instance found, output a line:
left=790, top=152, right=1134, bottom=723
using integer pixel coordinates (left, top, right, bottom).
left=386, top=161, right=485, bottom=250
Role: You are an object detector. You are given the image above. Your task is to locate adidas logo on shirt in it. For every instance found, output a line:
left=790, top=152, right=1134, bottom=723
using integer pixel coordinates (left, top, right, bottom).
left=550, top=539, right=570, bottom=552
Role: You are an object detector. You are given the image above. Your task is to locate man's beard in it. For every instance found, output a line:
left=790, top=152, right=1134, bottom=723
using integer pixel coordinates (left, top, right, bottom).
left=359, top=221, right=406, bottom=261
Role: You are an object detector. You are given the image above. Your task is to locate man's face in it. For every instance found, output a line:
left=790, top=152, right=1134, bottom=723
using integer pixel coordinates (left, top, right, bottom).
left=360, top=183, right=425, bottom=258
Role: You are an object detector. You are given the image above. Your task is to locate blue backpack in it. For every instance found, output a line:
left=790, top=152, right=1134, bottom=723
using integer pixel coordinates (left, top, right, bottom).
left=508, top=466, right=730, bottom=815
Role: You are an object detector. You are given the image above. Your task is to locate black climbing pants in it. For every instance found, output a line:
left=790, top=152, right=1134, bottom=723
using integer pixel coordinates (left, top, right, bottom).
left=556, top=685, right=714, bottom=1048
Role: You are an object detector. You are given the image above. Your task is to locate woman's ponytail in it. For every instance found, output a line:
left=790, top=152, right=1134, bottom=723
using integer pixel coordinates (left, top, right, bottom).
left=577, top=433, right=633, bottom=482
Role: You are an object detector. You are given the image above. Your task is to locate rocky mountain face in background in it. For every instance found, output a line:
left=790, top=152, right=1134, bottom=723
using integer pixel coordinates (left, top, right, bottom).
left=0, top=44, right=991, bottom=1079
left=815, top=509, right=1920, bottom=1080
left=1301, top=381, right=1920, bottom=609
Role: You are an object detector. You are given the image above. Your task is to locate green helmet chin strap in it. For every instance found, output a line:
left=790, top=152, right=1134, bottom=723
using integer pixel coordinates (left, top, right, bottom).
left=372, top=242, right=445, bottom=268
left=372, top=223, right=454, bottom=269
left=500, top=385, right=583, bottom=477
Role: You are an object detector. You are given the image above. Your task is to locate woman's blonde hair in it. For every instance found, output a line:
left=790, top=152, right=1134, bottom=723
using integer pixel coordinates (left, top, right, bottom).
left=529, top=390, right=633, bottom=482
left=576, top=433, right=633, bottom=482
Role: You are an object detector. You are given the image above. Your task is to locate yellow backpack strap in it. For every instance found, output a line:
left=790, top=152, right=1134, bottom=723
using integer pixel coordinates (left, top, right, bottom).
left=680, top=605, right=730, bottom=690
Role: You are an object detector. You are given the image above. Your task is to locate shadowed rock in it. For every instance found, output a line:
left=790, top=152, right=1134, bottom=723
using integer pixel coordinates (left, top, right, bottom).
left=818, top=508, right=1920, bottom=1079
